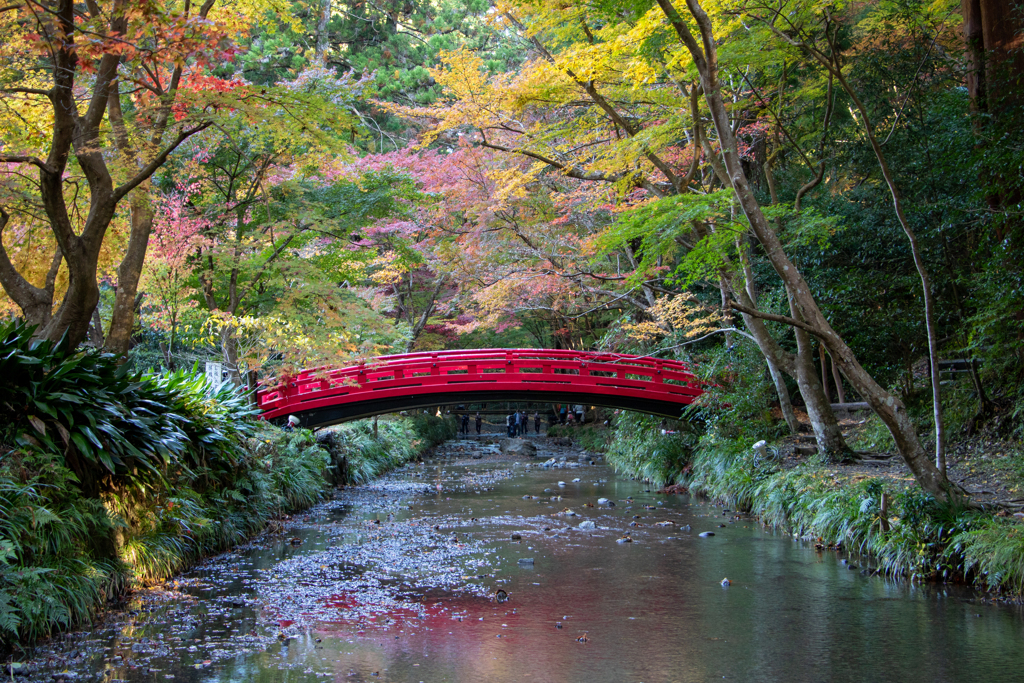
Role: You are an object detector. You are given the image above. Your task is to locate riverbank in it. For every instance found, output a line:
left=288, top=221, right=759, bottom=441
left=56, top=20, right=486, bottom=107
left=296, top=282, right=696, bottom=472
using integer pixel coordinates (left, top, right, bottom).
left=553, top=416, right=1024, bottom=597
left=0, top=413, right=454, bottom=653
left=0, top=324, right=457, bottom=651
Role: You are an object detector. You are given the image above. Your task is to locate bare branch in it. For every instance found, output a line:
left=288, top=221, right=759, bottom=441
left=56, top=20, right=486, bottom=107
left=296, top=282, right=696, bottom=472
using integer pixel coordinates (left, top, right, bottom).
left=727, top=299, right=823, bottom=337
left=113, top=123, right=212, bottom=201
left=0, top=154, right=55, bottom=173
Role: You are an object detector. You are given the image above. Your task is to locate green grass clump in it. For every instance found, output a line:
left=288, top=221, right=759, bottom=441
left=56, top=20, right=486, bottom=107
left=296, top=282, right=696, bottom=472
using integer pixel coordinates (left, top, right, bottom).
left=949, top=520, right=1024, bottom=594
left=604, top=413, right=697, bottom=486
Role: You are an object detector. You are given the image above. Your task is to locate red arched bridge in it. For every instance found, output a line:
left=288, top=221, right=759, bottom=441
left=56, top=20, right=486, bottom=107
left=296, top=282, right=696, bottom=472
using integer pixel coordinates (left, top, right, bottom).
left=257, top=349, right=704, bottom=429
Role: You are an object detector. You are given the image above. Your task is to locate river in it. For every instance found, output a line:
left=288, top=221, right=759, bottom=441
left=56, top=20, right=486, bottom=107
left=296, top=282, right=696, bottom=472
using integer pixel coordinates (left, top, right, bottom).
left=25, top=438, right=1024, bottom=682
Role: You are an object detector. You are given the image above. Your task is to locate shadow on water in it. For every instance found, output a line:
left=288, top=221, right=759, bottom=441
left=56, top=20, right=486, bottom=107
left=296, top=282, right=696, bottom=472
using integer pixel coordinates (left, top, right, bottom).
left=24, top=442, right=1024, bottom=683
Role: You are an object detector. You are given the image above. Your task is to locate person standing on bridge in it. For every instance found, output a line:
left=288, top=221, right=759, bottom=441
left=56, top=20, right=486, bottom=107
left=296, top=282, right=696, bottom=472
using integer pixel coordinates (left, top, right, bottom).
left=475, top=412, right=482, bottom=434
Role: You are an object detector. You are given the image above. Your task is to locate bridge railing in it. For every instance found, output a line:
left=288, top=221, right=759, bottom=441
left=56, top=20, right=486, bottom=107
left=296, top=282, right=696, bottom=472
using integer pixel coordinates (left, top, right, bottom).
left=257, top=349, right=702, bottom=414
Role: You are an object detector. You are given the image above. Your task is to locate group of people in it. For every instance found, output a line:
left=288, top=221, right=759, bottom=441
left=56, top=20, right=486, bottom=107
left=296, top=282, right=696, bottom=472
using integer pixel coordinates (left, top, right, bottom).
left=556, top=404, right=587, bottom=425
left=456, top=406, right=585, bottom=437
left=459, top=412, right=484, bottom=436
left=506, top=410, right=540, bottom=437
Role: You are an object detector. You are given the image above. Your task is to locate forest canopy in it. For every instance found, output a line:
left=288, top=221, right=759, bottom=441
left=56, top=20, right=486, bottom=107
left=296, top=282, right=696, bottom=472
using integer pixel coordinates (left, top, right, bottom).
left=1, top=0, right=1023, bottom=499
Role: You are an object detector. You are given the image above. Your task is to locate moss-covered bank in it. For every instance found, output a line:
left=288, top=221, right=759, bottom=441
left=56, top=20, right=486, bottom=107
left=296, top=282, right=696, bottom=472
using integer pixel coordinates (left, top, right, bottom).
left=0, top=324, right=454, bottom=649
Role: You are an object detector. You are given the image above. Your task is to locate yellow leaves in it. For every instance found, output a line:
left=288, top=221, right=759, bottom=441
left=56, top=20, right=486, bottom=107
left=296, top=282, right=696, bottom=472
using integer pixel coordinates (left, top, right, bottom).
left=622, top=293, right=723, bottom=342
left=488, top=166, right=533, bottom=208
left=214, top=0, right=304, bottom=35
left=368, top=251, right=406, bottom=287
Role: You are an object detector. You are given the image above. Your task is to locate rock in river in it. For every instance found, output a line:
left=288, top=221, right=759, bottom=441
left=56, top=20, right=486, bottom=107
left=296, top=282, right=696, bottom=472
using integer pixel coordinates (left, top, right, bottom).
left=578, top=521, right=596, bottom=530
left=501, top=438, right=538, bottom=457
left=699, top=532, right=715, bottom=537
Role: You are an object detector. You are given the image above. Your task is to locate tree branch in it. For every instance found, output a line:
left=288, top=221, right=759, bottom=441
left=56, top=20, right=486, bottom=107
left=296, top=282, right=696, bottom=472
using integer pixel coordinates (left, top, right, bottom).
left=113, top=123, right=211, bottom=201
left=0, top=155, right=55, bottom=173
left=727, top=299, right=823, bottom=337
left=479, top=134, right=626, bottom=183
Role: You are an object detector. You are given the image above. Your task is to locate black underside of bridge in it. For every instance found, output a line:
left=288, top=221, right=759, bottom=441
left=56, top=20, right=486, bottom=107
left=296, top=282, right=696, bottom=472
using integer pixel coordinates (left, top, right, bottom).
left=272, top=390, right=696, bottom=429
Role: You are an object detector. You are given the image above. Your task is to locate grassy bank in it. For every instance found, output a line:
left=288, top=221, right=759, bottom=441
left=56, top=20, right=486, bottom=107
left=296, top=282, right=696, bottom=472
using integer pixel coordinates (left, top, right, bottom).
left=603, top=414, right=1024, bottom=596
left=0, top=323, right=453, bottom=649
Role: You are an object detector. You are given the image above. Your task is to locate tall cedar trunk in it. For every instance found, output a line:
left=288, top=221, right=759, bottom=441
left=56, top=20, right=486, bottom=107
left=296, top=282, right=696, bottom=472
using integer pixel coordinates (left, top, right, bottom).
left=962, top=0, right=1024, bottom=113
left=658, top=0, right=952, bottom=500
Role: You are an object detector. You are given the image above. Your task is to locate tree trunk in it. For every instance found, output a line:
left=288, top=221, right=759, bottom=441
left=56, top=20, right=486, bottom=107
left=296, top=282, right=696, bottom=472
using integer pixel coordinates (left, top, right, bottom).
left=735, top=217, right=799, bottom=435
left=791, top=296, right=849, bottom=459
left=316, top=0, right=332, bottom=62
left=962, top=0, right=1024, bottom=113
left=818, top=343, right=831, bottom=402
left=657, top=0, right=953, bottom=499
left=105, top=187, right=155, bottom=354
left=88, top=307, right=105, bottom=348
left=830, top=353, right=846, bottom=404
left=725, top=273, right=839, bottom=443
left=220, top=326, right=242, bottom=386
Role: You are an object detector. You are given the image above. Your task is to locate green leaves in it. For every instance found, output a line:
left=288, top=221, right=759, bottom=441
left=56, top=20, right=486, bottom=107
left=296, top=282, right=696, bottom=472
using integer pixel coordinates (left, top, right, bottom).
left=593, top=189, right=738, bottom=286
left=0, top=322, right=258, bottom=487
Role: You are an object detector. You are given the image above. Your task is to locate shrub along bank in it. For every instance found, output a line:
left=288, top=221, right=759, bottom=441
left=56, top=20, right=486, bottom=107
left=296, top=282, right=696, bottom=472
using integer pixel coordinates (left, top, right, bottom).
left=595, top=346, right=1024, bottom=597
left=603, top=420, right=1024, bottom=594
left=0, top=323, right=453, bottom=648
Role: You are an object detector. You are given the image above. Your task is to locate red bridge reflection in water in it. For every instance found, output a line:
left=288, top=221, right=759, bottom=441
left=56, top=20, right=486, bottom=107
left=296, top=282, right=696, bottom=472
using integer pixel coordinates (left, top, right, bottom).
left=257, top=349, right=704, bottom=429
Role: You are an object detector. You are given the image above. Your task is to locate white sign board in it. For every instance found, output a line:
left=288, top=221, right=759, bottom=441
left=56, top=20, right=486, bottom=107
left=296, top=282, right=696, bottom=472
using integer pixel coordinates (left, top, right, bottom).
left=205, top=362, right=223, bottom=393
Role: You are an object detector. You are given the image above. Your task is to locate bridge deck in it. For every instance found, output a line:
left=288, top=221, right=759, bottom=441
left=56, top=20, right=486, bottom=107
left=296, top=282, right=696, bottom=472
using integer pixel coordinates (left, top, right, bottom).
left=257, top=349, right=704, bottom=428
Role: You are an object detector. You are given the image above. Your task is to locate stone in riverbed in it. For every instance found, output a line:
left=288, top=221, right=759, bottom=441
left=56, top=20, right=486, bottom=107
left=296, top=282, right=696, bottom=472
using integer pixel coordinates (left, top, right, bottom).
left=597, top=498, right=609, bottom=505
left=517, top=558, right=535, bottom=565
left=501, top=438, right=537, bottom=457
left=578, top=521, right=596, bottom=530
left=699, top=532, right=715, bottom=537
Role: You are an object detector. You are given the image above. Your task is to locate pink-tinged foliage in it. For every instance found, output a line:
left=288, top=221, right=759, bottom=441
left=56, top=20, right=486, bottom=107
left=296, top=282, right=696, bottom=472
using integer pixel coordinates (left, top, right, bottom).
left=142, top=183, right=212, bottom=332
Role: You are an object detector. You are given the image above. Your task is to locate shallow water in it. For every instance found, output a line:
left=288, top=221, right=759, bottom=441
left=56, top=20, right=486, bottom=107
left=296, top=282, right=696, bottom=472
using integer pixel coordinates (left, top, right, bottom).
left=30, top=443, right=1024, bottom=682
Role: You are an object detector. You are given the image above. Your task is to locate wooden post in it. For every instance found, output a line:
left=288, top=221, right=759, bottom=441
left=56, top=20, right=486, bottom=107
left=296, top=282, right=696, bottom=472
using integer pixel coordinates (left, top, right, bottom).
left=879, top=493, right=890, bottom=532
